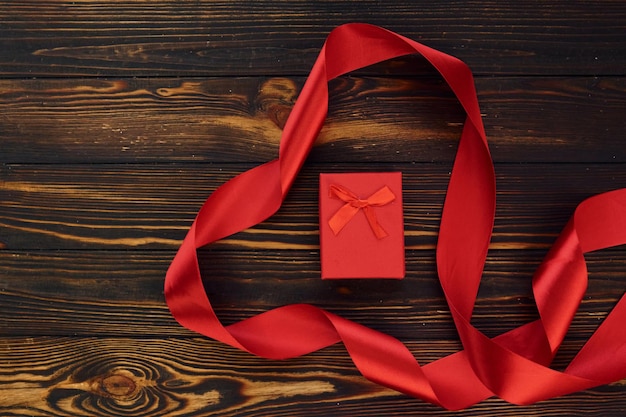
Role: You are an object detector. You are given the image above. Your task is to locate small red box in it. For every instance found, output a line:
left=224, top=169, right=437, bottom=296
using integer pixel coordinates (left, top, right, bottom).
left=319, top=172, right=405, bottom=279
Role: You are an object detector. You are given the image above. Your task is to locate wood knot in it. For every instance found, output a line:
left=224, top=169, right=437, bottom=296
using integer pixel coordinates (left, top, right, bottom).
left=256, top=78, right=298, bottom=129
left=100, top=374, right=137, bottom=398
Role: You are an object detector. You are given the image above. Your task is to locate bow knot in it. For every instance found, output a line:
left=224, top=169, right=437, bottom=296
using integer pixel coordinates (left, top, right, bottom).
left=328, top=184, right=396, bottom=239
left=350, top=199, right=371, bottom=209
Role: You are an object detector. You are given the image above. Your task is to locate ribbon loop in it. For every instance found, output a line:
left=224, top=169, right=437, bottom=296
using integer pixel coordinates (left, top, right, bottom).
left=328, top=184, right=396, bottom=238
left=165, top=23, right=626, bottom=410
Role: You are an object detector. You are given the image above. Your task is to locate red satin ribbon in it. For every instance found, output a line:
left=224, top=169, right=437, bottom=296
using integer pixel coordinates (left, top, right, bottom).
left=328, top=183, right=396, bottom=239
left=165, top=23, right=626, bottom=410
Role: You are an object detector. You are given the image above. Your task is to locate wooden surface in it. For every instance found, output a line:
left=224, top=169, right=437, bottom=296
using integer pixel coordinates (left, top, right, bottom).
left=1, top=1, right=626, bottom=415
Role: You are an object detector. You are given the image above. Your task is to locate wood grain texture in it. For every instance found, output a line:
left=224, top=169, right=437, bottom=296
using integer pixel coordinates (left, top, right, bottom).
left=2, top=1, right=626, bottom=415
left=1, top=248, right=624, bottom=341
left=1, top=76, right=625, bottom=164
left=1, top=1, right=625, bottom=77
left=2, top=163, right=625, bottom=251
left=2, top=337, right=626, bottom=417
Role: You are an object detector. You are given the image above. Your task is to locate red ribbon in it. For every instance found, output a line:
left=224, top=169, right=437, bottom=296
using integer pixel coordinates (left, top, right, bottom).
left=165, top=23, right=626, bottom=410
left=328, top=183, right=396, bottom=239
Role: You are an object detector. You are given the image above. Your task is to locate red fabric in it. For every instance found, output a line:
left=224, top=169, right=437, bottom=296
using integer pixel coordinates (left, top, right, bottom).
left=320, top=172, right=405, bottom=279
left=165, top=23, right=626, bottom=410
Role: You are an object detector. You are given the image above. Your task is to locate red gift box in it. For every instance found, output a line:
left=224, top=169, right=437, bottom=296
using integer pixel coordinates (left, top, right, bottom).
left=319, top=172, right=405, bottom=279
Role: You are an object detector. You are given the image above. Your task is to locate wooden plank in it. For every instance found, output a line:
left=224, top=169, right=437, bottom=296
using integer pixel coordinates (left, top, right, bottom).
left=2, top=163, right=625, bottom=251
left=1, top=249, right=624, bottom=339
left=1, top=336, right=626, bottom=416
left=1, top=76, right=625, bottom=164
left=1, top=1, right=625, bottom=77
left=2, top=1, right=624, bottom=416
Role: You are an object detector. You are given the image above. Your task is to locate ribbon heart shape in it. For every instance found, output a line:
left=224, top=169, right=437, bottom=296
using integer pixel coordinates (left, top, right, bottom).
left=165, top=23, right=626, bottom=410
left=328, top=183, right=396, bottom=239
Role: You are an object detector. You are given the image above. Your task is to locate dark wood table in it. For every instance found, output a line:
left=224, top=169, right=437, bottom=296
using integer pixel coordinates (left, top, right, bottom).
left=2, top=1, right=626, bottom=415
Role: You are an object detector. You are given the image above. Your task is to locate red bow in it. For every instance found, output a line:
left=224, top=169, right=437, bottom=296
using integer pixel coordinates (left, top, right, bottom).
left=328, top=184, right=396, bottom=239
